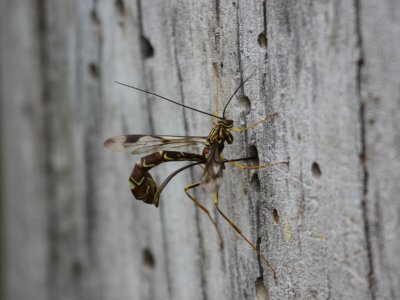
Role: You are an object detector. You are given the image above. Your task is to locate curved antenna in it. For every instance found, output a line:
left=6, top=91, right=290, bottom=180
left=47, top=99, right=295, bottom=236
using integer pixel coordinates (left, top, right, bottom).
left=115, top=81, right=224, bottom=120
left=222, top=72, right=255, bottom=118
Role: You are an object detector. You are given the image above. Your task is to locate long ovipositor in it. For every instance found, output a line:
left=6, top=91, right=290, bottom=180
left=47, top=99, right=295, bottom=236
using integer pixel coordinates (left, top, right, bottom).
left=129, top=151, right=205, bottom=207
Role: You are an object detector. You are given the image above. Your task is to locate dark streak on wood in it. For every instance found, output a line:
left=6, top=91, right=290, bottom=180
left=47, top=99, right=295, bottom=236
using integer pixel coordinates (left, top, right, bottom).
left=355, top=0, right=375, bottom=297
left=136, top=0, right=155, bottom=134
left=36, top=1, right=58, bottom=297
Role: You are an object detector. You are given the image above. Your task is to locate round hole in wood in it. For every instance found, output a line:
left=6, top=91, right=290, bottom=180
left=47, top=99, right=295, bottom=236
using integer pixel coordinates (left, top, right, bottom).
left=140, top=35, right=154, bottom=59
left=312, top=162, right=321, bottom=178
left=142, top=248, right=155, bottom=268
left=71, top=259, right=83, bottom=277
left=255, top=276, right=269, bottom=299
left=237, top=95, right=251, bottom=116
left=88, top=63, right=99, bottom=78
left=247, top=145, right=259, bottom=166
left=250, top=173, right=261, bottom=192
left=257, top=32, right=268, bottom=49
left=115, top=0, right=125, bottom=15
left=272, top=209, right=280, bottom=224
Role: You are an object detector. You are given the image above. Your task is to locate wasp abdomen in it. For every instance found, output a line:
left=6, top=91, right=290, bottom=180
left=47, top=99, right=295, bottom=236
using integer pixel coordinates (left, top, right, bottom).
left=129, top=151, right=204, bottom=207
left=129, top=172, right=160, bottom=207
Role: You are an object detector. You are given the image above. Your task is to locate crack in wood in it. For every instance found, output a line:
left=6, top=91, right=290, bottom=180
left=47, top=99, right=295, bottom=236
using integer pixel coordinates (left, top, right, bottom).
left=355, top=0, right=376, bottom=298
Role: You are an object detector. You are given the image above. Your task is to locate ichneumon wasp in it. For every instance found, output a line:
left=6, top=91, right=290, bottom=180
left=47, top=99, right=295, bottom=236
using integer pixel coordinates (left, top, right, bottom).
left=104, top=66, right=287, bottom=278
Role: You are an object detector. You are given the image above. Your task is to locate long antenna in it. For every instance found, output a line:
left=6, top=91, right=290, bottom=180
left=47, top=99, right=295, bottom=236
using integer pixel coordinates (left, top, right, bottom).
left=222, top=72, right=255, bottom=118
left=115, top=81, right=224, bottom=120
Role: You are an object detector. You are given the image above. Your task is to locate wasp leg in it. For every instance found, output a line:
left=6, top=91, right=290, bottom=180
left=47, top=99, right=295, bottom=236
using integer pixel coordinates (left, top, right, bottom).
left=213, top=192, right=277, bottom=279
left=184, top=182, right=224, bottom=248
left=226, top=160, right=289, bottom=170
left=231, top=112, right=279, bottom=133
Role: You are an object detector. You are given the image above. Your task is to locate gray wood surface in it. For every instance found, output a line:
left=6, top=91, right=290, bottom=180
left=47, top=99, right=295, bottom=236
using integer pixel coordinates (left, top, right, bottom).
left=1, top=0, right=399, bottom=299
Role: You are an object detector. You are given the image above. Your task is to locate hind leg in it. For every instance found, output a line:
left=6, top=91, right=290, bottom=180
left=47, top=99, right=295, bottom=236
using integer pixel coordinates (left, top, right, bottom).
left=184, top=182, right=224, bottom=248
left=213, top=192, right=277, bottom=278
left=226, top=160, right=288, bottom=170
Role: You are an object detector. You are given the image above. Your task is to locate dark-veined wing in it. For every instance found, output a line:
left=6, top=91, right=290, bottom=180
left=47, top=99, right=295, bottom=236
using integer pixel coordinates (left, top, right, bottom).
left=103, top=135, right=207, bottom=155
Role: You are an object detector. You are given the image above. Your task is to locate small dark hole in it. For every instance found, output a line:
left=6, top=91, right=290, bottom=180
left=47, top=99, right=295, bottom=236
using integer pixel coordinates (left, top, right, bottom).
left=255, top=276, right=269, bottom=299
left=359, top=153, right=367, bottom=167
left=115, top=0, right=125, bottom=15
left=142, top=248, right=155, bottom=268
left=140, top=35, right=154, bottom=59
left=213, top=62, right=218, bottom=69
left=248, top=145, right=259, bottom=166
left=115, top=0, right=125, bottom=27
left=71, top=260, right=83, bottom=277
left=311, top=162, right=321, bottom=178
left=90, top=9, right=101, bottom=25
left=257, top=32, right=268, bottom=49
left=272, top=209, right=280, bottom=224
left=250, top=173, right=261, bottom=192
left=88, top=63, right=100, bottom=78
left=297, top=133, right=302, bottom=140
left=238, top=95, right=251, bottom=116
left=220, top=62, right=224, bottom=68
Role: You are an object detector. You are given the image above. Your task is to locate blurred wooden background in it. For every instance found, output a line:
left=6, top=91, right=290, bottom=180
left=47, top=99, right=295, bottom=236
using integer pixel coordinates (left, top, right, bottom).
left=1, top=0, right=399, bottom=299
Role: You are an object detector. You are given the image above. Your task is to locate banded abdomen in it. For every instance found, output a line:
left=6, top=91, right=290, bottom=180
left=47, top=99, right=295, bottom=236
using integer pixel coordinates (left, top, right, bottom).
left=129, top=151, right=205, bottom=207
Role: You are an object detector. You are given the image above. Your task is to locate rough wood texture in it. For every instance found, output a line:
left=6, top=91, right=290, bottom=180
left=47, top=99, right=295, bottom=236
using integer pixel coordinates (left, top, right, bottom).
left=1, top=0, right=399, bottom=299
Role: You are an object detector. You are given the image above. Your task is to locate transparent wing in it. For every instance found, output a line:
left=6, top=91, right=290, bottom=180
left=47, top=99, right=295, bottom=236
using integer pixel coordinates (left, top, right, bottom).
left=103, top=134, right=207, bottom=155
left=200, top=143, right=224, bottom=193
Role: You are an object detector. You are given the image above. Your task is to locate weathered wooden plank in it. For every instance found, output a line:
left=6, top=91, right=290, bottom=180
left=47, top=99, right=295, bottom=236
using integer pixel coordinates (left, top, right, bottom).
left=2, top=0, right=400, bottom=299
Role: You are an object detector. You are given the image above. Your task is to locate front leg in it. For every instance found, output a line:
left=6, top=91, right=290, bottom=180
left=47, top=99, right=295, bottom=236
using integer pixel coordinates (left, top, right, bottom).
left=231, top=112, right=279, bottom=133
